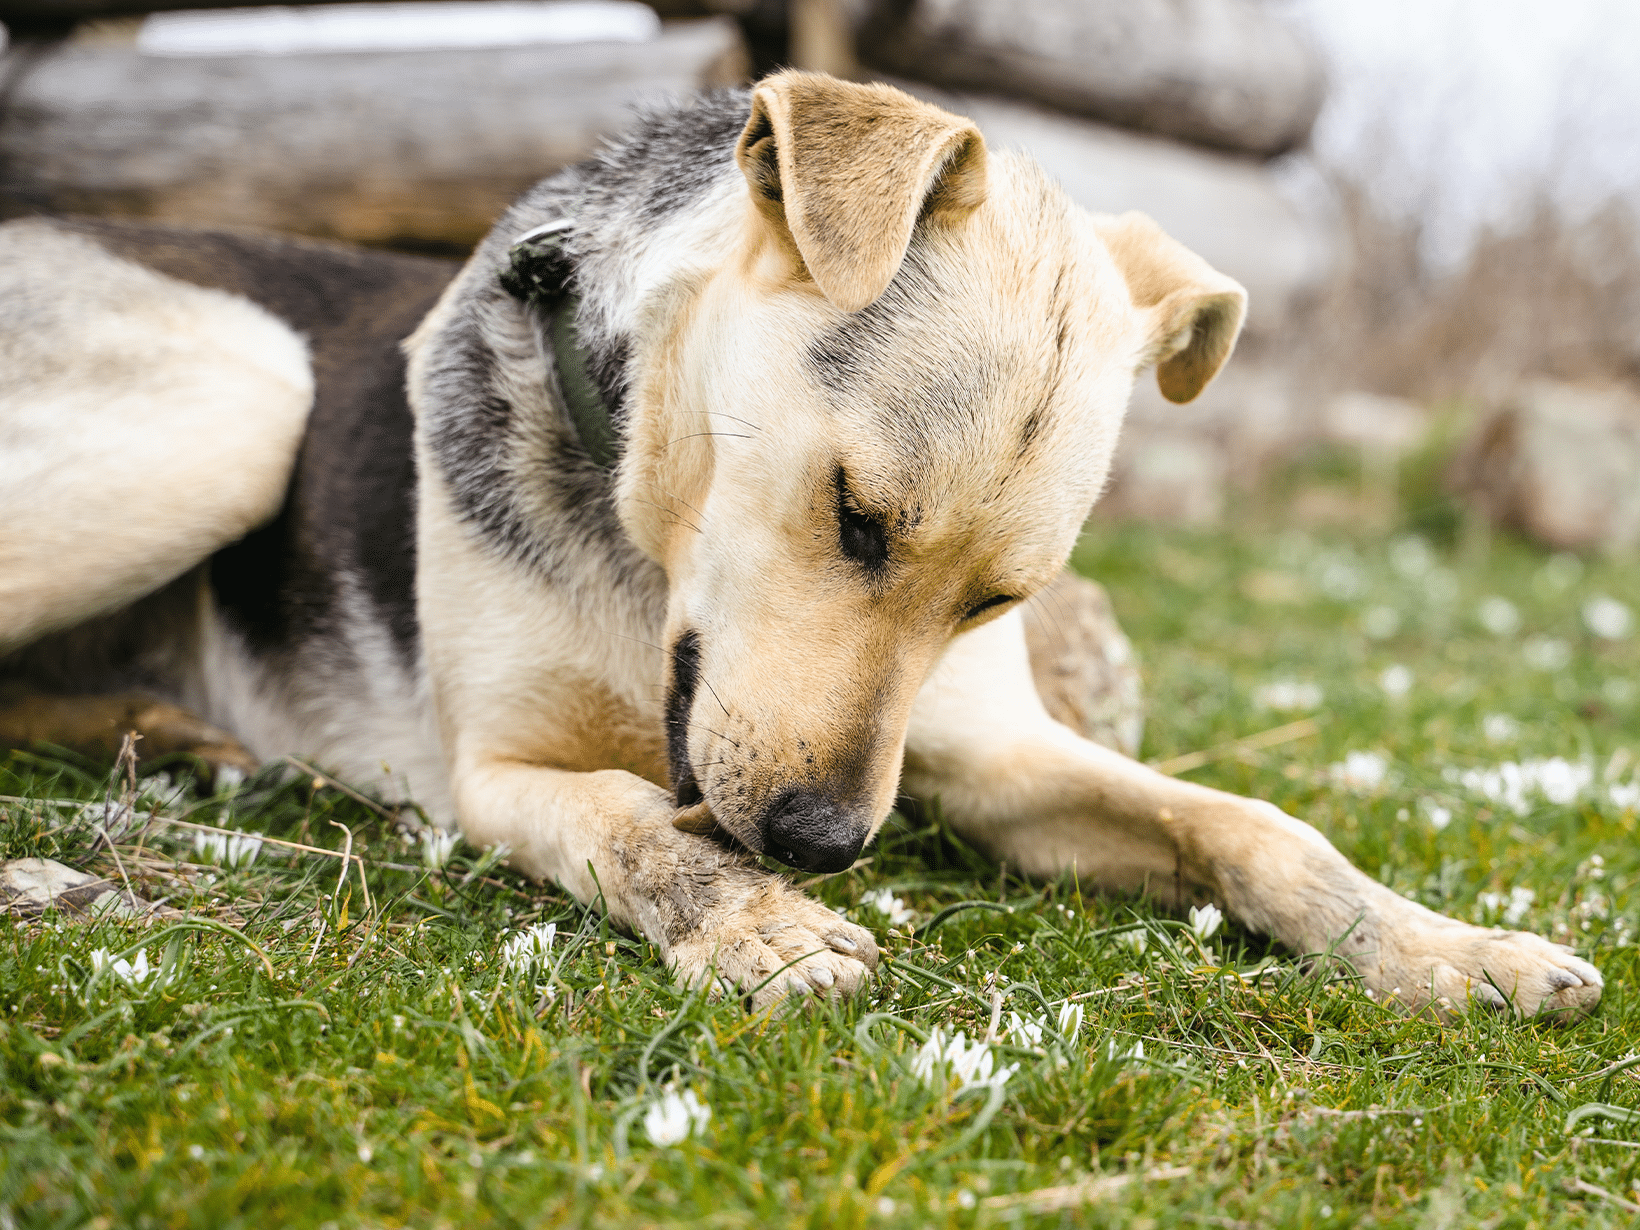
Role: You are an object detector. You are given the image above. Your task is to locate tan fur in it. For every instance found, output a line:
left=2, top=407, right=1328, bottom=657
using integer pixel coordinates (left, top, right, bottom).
left=0, top=223, right=313, bottom=653
left=5, top=74, right=1595, bottom=1021
left=736, top=72, right=988, bottom=312
left=402, top=73, right=1598, bottom=1019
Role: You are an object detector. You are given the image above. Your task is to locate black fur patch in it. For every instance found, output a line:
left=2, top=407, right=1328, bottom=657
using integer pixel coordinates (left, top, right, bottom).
left=666, top=629, right=703, bottom=806
left=54, top=220, right=457, bottom=670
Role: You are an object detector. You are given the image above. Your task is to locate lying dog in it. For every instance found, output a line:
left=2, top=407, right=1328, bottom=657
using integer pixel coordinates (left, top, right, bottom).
left=0, top=72, right=1601, bottom=1019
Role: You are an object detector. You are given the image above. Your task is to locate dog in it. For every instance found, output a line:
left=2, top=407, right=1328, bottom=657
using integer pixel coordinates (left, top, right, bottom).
left=0, top=72, right=1601, bottom=1019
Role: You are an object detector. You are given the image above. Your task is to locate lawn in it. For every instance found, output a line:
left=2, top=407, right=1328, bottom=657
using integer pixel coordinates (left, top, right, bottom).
left=3, top=461, right=1638, bottom=1228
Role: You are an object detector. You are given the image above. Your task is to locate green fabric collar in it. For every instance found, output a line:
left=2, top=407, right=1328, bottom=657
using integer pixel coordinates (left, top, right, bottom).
left=500, top=219, right=619, bottom=470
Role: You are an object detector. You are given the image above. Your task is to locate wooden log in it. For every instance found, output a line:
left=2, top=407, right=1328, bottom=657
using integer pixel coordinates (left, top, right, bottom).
left=0, top=18, right=748, bottom=248
left=859, top=0, right=1326, bottom=159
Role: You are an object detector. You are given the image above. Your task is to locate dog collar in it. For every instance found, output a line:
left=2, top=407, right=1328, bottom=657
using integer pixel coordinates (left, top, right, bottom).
left=500, top=218, right=619, bottom=470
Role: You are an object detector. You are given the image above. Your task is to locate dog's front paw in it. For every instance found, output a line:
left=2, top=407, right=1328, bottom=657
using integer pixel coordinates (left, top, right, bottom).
left=1373, top=909, right=1602, bottom=1020
left=666, top=878, right=879, bottom=1012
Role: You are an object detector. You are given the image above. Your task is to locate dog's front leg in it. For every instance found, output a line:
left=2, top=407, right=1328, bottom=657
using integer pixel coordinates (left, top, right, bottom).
left=451, top=756, right=878, bottom=1009
left=902, top=611, right=1602, bottom=1020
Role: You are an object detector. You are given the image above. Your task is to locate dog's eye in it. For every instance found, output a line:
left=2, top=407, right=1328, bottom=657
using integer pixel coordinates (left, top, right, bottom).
left=963, top=594, right=1016, bottom=622
left=835, top=468, right=888, bottom=572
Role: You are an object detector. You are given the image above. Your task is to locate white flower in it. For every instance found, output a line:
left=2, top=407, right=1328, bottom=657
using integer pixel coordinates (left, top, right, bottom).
left=642, top=1088, right=711, bottom=1146
left=1329, top=750, right=1388, bottom=792
left=420, top=829, right=459, bottom=870
left=1609, top=781, right=1640, bottom=810
left=1188, top=903, right=1224, bottom=941
left=194, top=830, right=264, bottom=869
left=1476, top=596, right=1521, bottom=636
left=863, top=888, right=913, bottom=927
left=1007, top=1011, right=1044, bottom=1049
left=1253, top=679, right=1323, bottom=712
left=1056, top=1002, right=1083, bottom=1045
left=500, top=923, right=557, bottom=971
left=1390, top=536, right=1434, bottom=578
left=1479, top=887, right=1533, bottom=926
left=1584, top=595, right=1634, bottom=641
left=96, top=948, right=153, bottom=987
left=1115, top=929, right=1147, bottom=956
left=912, top=1029, right=1017, bottom=1092
left=1444, top=757, right=1593, bottom=816
left=1522, top=636, right=1571, bottom=672
left=1482, top=713, right=1519, bottom=743
left=1378, top=664, right=1413, bottom=699
left=1361, top=606, right=1400, bottom=639
left=1419, top=798, right=1452, bottom=831
left=956, top=1191, right=976, bottom=1210
left=1106, top=1039, right=1145, bottom=1066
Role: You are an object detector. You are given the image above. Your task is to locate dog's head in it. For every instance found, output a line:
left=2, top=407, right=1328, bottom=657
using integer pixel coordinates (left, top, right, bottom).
left=616, top=72, right=1245, bottom=872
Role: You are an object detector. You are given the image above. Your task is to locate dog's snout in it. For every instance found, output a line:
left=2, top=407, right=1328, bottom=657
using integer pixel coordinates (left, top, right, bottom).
left=763, top=790, right=867, bottom=874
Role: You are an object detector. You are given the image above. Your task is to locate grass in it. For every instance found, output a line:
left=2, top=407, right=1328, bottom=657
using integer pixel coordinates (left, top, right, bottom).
left=3, top=466, right=1639, bottom=1228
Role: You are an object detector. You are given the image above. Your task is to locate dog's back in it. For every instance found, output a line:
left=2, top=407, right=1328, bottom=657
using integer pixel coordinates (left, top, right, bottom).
left=0, top=218, right=457, bottom=800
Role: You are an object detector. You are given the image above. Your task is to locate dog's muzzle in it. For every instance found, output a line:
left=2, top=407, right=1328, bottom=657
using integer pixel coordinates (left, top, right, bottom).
left=761, top=789, right=870, bottom=874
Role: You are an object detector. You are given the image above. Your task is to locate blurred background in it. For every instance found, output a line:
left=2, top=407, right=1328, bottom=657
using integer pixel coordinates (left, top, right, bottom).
left=1, top=0, right=1636, bottom=552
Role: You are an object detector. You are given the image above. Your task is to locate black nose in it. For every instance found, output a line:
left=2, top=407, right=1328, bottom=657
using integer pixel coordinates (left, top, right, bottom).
left=763, top=790, right=867, bottom=873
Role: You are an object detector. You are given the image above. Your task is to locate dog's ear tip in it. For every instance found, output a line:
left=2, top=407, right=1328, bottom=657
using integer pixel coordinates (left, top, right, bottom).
left=1154, top=288, right=1247, bottom=403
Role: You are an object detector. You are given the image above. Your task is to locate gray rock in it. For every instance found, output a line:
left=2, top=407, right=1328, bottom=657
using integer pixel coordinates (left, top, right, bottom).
left=1449, top=381, right=1640, bottom=554
left=860, top=0, right=1325, bottom=158
left=1, top=856, right=177, bottom=920
left=1023, top=572, right=1144, bottom=758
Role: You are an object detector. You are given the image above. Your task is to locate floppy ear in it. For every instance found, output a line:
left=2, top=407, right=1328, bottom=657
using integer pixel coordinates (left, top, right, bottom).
left=735, top=71, right=988, bottom=313
left=1095, top=211, right=1248, bottom=404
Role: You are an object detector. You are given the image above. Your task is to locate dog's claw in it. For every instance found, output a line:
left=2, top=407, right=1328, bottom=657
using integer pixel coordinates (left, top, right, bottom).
left=671, top=802, right=720, bottom=836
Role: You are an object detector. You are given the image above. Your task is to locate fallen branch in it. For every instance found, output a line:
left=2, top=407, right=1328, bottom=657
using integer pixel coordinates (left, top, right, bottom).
left=1149, top=717, right=1321, bottom=776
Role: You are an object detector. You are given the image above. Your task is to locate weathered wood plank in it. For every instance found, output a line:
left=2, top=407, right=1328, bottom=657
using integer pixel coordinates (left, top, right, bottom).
left=0, top=18, right=747, bottom=248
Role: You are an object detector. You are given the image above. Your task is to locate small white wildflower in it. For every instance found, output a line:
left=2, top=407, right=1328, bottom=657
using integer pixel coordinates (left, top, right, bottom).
left=1482, top=713, right=1519, bottom=743
left=1419, top=798, right=1452, bottom=831
left=1504, top=886, right=1535, bottom=927
left=1584, top=595, right=1634, bottom=641
left=1106, top=1039, right=1145, bottom=1066
left=1008, top=1011, right=1045, bottom=1049
left=1317, top=555, right=1366, bottom=600
left=1329, top=750, right=1388, bottom=792
left=912, top=1029, right=1017, bottom=1091
left=1189, top=903, right=1224, bottom=941
left=642, top=1088, right=711, bottom=1146
left=357, top=1143, right=373, bottom=1163
left=1522, top=636, right=1571, bottom=672
left=1378, top=664, right=1413, bottom=699
left=420, top=829, right=459, bottom=870
left=863, top=888, right=913, bottom=927
left=957, top=1191, right=976, bottom=1210
left=1056, top=1002, right=1083, bottom=1044
left=876, top=1197, right=895, bottom=1216
left=500, top=923, right=557, bottom=971
left=1476, top=596, right=1521, bottom=636
left=1361, top=606, right=1400, bottom=639
left=1609, top=781, right=1640, bottom=810
left=1254, top=679, right=1323, bottom=712
left=192, top=828, right=262, bottom=868
left=1390, top=536, right=1434, bottom=578
left=110, top=949, right=152, bottom=988
left=188, top=1144, right=204, bottom=1160
left=1115, top=929, right=1147, bottom=956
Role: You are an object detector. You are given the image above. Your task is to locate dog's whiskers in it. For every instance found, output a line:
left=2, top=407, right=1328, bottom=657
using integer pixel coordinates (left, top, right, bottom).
left=663, top=431, right=753, bottom=449
left=691, top=410, right=763, bottom=432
